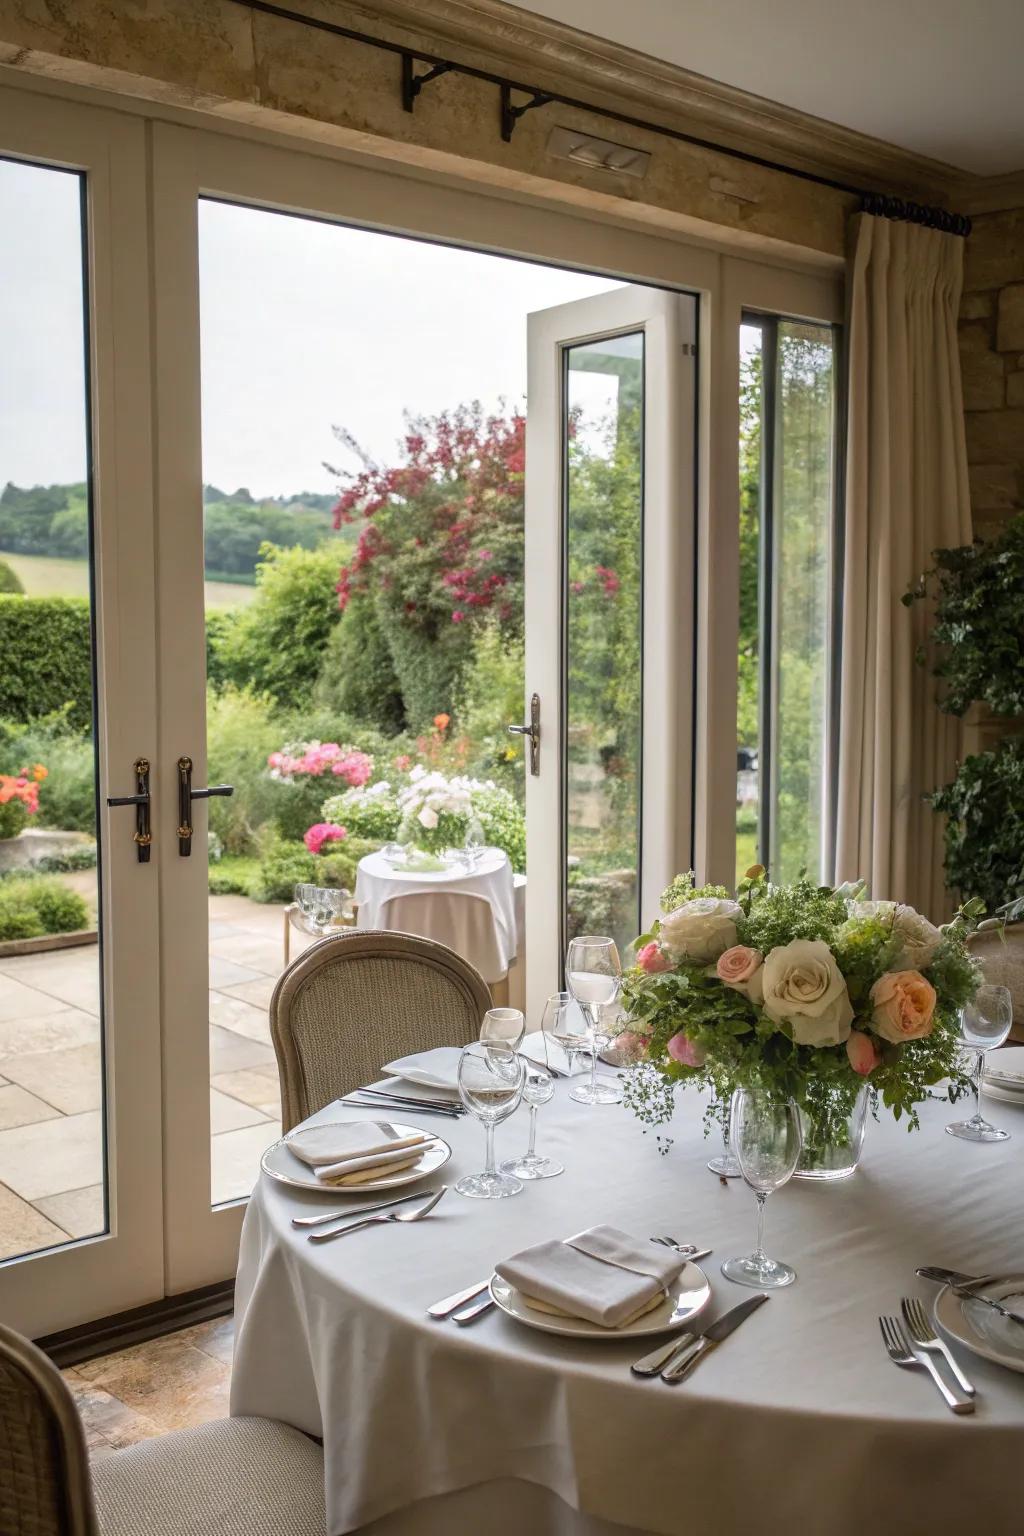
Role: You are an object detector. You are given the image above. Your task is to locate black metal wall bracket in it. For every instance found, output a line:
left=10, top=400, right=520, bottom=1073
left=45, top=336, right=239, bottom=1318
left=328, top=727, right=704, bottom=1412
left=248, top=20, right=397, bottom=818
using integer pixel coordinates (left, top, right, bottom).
left=500, top=82, right=553, bottom=142
left=401, top=53, right=454, bottom=113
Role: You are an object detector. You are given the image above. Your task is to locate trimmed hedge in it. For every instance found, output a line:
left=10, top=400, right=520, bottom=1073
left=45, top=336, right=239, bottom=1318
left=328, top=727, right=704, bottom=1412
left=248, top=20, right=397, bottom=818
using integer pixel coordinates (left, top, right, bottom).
left=0, top=596, right=92, bottom=730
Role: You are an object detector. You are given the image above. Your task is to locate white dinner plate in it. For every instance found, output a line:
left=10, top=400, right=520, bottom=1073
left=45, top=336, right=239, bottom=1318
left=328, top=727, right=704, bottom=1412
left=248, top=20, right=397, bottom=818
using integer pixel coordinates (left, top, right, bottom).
left=382, top=1046, right=463, bottom=1092
left=934, top=1273, right=1024, bottom=1374
left=260, top=1120, right=451, bottom=1195
left=984, top=1046, right=1024, bottom=1086
left=488, top=1262, right=711, bottom=1341
left=978, top=1081, right=1024, bottom=1107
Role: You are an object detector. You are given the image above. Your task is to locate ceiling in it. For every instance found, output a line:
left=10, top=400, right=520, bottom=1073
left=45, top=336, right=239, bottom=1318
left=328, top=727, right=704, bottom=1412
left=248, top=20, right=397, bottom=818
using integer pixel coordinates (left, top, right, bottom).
left=508, top=0, right=1024, bottom=176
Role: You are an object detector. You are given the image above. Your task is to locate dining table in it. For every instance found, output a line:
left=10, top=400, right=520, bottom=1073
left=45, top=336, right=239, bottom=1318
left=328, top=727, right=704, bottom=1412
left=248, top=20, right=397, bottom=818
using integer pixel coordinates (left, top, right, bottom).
left=231, top=1073, right=1024, bottom=1536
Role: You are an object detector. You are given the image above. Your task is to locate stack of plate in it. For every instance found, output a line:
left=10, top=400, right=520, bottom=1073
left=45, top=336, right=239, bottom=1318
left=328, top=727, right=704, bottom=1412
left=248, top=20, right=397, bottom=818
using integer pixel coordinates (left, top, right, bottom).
left=982, top=1045, right=1024, bottom=1106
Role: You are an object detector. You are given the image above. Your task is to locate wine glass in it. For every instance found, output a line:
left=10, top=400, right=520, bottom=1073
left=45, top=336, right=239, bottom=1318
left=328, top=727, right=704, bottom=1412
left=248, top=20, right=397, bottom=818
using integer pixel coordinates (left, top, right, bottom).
left=707, top=1094, right=742, bottom=1178
left=565, top=935, right=622, bottom=1106
left=455, top=1041, right=525, bottom=1199
left=463, top=814, right=485, bottom=871
left=480, top=1007, right=525, bottom=1049
left=294, top=883, right=316, bottom=920
left=310, top=886, right=334, bottom=932
left=721, top=1088, right=802, bottom=1289
left=540, top=991, right=588, bottom=1076
left=500, top=1066, right=563, bottom=1180
left=946, top=984, right=1014, bottom=1143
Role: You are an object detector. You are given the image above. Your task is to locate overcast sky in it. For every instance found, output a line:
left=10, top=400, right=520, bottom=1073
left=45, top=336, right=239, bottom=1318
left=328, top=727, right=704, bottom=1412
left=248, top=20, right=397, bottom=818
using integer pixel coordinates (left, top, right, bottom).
left=1, top=157, right=623, bottom=500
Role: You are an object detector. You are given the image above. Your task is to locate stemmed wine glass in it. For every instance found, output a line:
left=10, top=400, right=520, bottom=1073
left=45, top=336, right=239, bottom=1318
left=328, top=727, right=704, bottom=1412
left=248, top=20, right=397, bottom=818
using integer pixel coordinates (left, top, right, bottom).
left=500, top=1066, right=563, bottom=1180
left=463, top=814, right=485, bottom=871
left=946, top=984, right=1014, bottom=1143
left=480, top=1007, right=526, bottom=1049
left=721, top=1088, right=802, bottom=1289
left=565, top=935, right=623, bottom=1106
left=707, top=1095, right=742, bottom=1178
left=540, top=991, right=587, bottom=1076
left=455, top=1040, right=525, bottom=1199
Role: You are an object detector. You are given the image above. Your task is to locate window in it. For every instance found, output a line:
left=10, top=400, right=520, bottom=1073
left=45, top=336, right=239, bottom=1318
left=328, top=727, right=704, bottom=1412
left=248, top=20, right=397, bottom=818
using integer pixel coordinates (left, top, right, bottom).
left=737, top=315, right=838, bottom=885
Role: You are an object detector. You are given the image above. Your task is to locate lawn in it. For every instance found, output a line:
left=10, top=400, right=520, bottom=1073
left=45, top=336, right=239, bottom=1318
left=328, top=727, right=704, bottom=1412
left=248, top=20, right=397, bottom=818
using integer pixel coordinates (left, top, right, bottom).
left=1, top=550, right=258, bottom=608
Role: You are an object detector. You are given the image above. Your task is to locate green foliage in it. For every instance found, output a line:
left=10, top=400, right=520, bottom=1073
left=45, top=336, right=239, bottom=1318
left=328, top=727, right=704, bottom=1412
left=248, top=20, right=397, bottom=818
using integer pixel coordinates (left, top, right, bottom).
left=315, top=594, right=405, bottom=732
left=252, top=839, right=319, bottom=903
left=322, top=783, right=401, bottom=843
left=737, top=877, right=849, bottom=953
left=905, top=512, right=1024, bottom=718
left=214, top=544, right=345, bottom=705
left=207, top=855, right=260, bottom=897
left=0, top=712, right=95, bottom=833
left=34, top=844, right=97, bottom=874
left=205, top=609, right=239, bottom=690
left=0, top=873, right=89, bottom=940
left=0, top=560, right=24, bottom=594
left=0, top=482, right=89, bottom=558
left=0, top=597, right=92, bottom=730
left=567, top=868, right=636, bottom=943
left=455, top=620, right=525, bottom=796
left=932, top=739, right=1024, bottom=912
left=661, top=871, right=731, bottom=911
left=203, top=498, right=340, bottom=580
left=0, top=798, right=27, bottom=840
left=473, top=784, right=526, bottom=873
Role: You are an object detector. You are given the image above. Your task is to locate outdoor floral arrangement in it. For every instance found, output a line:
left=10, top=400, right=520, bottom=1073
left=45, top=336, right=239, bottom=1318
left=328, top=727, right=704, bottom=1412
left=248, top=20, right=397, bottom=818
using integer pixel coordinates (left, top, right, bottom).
left=620, top=868, right=981, bottom=1148
left=303, top=821, right=347, bottom=855
left=396, top=767, right=480, bottom=853
left=0, top=765, right=46, bottom=841
left=321, top=781, right=402, bottom=843
left=320, top=769, right=526, bottom=869
left=267, top=741, right=373, bottom=787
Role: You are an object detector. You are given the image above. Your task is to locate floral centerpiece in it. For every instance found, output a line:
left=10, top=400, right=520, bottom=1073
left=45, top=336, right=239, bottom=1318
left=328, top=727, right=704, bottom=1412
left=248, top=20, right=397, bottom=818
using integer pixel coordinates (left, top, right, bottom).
left=620, top=868, right=980, bottom=1166
left=0, top=765, right=45, bottom=841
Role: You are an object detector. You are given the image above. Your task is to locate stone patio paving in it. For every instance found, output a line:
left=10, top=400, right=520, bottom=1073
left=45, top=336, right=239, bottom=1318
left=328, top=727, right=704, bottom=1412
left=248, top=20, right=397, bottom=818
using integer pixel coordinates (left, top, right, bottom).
left=0, top=894, right=315, bottom=1262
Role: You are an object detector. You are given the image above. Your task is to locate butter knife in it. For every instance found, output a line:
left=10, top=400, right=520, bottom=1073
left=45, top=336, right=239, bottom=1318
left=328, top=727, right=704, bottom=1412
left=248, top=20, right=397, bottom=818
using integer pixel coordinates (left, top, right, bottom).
left=660, top=1293, right=769, bottom=1383
left=427, top=1280, right=491, bottom=1319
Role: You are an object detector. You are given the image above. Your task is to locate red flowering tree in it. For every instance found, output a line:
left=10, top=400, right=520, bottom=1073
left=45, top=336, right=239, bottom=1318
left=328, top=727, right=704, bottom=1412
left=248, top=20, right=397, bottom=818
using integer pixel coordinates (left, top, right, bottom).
left=329, top=406, right=525, bottom=728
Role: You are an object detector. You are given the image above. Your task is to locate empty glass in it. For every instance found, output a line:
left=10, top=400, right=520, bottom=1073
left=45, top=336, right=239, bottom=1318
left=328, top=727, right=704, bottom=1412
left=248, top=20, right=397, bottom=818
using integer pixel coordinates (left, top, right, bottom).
left=540, top=991, right=587, bottom=1076
left=463, top=814, right=486, bottom=870
left=294, top=883, right=316, bottom=919
left=480, top=1007, right=526, bottom=1049
left=455, top=1041, right=525, bottom=1199
left=946, top=984, right=1014, bottom=1143
left=721, top=1088, right=802, bottom=1289
left=500, top=1066, right=563, bottom=1180
left=707, top=1094, right=742, bottom=1178
left=565, top=935, right=622, bottom=1106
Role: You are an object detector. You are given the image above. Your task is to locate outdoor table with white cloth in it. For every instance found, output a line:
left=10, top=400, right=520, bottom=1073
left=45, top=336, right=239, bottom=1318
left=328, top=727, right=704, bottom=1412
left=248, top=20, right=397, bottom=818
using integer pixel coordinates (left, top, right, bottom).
left=231, top=1077, right=1024, bottom=1536
left=353, top=848, right=518, bottom=980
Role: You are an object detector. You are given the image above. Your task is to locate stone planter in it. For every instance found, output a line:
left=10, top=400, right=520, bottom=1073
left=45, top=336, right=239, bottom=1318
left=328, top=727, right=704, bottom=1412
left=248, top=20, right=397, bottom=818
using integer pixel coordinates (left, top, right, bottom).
left=969, top=924, right=1024, bottom=1042
left=0, top=828, right=92, bottom=874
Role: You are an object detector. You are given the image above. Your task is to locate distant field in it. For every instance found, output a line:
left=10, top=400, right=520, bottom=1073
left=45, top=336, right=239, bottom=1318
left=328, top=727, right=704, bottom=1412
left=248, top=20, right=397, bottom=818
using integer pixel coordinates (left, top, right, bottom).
left=0, top=551, right=257, bottom=608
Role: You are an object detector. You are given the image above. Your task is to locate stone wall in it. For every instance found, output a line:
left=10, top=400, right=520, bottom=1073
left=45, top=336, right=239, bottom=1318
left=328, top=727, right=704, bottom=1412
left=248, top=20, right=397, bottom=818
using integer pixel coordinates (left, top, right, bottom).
left=961, top=207, right=1024, bottom=542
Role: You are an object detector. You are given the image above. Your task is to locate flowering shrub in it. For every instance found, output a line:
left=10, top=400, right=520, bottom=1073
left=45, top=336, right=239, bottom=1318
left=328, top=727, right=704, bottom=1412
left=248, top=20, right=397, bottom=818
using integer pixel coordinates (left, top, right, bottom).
left=621, top=868, right=980, bottom=1148
left=303, top=822, right=347, bottom=855
left=268, top=741, right=373, bottom=787
left=0, top=765, right=44, bottom=840
left=321, top=781, right=401, bottom=843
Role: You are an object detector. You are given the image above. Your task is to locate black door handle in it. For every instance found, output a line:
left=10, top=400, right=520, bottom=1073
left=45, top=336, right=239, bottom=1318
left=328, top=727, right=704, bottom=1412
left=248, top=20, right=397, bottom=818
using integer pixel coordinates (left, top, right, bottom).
left=177, top=756, right=233, bottom=857
left=106, top=758, right=152, bottom=862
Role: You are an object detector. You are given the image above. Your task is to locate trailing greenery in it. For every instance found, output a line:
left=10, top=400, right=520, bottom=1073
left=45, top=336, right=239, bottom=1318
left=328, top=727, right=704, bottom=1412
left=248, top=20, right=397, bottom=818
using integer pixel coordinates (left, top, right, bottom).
left=932, top=740, right=1024, bottom=914
left=0, top=873, right=90, bottom=942
left=0, top=597, right=92, bottom=730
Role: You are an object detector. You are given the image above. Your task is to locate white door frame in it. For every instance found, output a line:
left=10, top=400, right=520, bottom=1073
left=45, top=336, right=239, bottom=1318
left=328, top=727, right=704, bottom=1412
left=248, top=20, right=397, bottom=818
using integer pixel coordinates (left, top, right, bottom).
left=0, top=89, right=164, bottom=1337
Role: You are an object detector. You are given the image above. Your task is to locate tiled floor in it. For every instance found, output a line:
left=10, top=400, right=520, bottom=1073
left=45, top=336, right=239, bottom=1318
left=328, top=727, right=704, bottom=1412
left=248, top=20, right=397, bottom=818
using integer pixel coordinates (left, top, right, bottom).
left=62, top=1315, right=234, bottom=1459
left=0, top=895, right=317, bottom=1260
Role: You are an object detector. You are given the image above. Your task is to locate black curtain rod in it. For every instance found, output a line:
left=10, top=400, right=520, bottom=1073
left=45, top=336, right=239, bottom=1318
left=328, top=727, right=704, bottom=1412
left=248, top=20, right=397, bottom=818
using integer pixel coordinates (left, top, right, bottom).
left=225, top=0, right=971, bottom=236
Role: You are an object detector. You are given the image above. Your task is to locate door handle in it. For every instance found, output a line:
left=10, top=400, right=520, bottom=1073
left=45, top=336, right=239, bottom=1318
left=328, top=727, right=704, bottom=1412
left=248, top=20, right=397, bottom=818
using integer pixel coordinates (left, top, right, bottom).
left=507, top=692, right=540, bottom=776
left=106, top=758, right=152, bottom=862
left=177, top=756, right=234, bottom=857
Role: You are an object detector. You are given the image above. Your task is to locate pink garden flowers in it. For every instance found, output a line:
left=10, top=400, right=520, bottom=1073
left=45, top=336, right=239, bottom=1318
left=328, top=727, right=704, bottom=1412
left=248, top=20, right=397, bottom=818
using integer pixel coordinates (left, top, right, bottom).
left=303, top=822, right=347, bottom=855
left=268, top=742, right=373, bottom=787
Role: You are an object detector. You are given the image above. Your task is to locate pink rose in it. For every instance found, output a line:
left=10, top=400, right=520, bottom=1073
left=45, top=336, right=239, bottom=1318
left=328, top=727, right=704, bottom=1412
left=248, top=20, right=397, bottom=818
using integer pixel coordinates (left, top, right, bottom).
left=716, top=945, right=763, bottom=986
left=846, top=1030, right=881, bottom=1076
left=637, top=941, right=671, bottom=974
left=610, top=1030, right=648, bottom=1064
left=667, top=1031, right=706, bottom=1068
left=869, top=970, right=937, bottom=1044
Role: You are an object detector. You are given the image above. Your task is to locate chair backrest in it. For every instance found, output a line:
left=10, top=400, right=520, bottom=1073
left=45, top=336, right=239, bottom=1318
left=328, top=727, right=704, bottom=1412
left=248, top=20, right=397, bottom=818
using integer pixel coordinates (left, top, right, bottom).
left=0, top=1324, right=98, bottom=1536
left=270, top=930, right=492, bottom=1131
left=377, top=890, right=506, bottom=985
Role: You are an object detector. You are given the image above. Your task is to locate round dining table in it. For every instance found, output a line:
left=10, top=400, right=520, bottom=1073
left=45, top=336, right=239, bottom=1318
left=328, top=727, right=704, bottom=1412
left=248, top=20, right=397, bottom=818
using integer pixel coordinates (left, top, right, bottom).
left=231, top=1077, right=1024, bottom=1536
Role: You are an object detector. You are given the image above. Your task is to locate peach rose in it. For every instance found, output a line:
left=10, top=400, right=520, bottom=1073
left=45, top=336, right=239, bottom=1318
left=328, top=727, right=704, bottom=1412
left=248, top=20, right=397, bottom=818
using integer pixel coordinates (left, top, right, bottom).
left=667, top=1032, right=706, bottom=1068
left=846, top=1030, right=882, bottom=1076
left=716, top=945, right=764, bottom=1002
left=869, top=970, right=937, bottom=1044
left=636, top=941, right=671, bottom=975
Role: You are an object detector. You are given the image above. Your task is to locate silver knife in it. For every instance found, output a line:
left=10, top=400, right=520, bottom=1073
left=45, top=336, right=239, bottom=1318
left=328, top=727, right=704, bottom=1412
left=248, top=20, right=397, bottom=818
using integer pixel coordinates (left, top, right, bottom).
left=427, top=1279, right=491, bottom=1319
left=293, top=1188, right=431, bottom=1228
left=342, top=1096, right=462, bottom=1120
left=346, top=1086, right=466, bottom=1114
left=453, top=1294, right=496, bottom=1325
left=660, top=1294, right=769, bottom=1383
left=917, top=1266, right=980, bottom=1288
left=917, top=1267, right=1024, bottom=1325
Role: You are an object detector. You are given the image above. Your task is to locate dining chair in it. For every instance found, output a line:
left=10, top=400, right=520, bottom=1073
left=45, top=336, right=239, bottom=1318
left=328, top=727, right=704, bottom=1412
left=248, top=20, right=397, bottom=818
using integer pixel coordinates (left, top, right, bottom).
left=269, top=929, right=492, bottom=1132
left=0, top=1323, right=326, bottom=1536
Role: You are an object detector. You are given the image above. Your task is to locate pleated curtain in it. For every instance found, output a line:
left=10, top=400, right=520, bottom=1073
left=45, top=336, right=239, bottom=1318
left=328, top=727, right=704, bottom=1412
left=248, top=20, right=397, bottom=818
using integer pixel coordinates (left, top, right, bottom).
left=834, top=213, right=972, bottom=917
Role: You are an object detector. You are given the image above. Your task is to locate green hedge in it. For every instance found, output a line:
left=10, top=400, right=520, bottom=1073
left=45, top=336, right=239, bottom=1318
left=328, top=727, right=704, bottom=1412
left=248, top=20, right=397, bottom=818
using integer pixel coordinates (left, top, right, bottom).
left=0, top=597, right=92, bottom=731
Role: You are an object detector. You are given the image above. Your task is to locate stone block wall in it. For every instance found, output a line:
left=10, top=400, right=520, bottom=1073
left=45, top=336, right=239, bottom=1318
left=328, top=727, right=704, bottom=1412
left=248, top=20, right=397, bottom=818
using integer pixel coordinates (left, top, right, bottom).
left=960, top=207, right=1024, bottom=543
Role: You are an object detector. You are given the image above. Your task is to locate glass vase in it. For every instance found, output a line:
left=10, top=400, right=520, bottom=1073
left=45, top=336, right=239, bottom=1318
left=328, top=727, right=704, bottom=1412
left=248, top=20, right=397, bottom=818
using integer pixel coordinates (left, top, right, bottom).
left=794, top=1087, right=869, bottom=1180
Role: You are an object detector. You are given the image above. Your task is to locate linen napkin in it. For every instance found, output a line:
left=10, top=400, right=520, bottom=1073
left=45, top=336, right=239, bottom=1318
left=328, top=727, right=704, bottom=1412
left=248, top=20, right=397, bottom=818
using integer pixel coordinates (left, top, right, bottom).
left=286, top=1122, right=432, bottom=1185
left=495, top=1225, right=685, bottom=1329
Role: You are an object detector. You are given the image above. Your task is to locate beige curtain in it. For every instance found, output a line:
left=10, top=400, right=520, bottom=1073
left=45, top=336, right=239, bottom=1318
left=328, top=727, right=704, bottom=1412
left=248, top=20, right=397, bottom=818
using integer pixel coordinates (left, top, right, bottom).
left=835, top=214, right=972, bottom=917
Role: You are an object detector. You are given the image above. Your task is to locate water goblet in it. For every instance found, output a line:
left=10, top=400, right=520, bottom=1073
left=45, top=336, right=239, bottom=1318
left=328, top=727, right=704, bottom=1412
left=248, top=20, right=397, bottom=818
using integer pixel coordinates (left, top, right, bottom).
left=540, top=991, right=587, bottom=1076
left=706, top=1094, right=742, bottom=1178
left=463, top=814, right=485, bottom=871
left=500, top=1066, right=563, bottom=1180
left=565, top=935, right=623, bottom=1106
left=455, top=1040, right=525, bottom=1199
left=721, top=1088, right=802, bottom=1289
left=294, top=883, right=316, bottom=919
left=946, top=984, right=1014, bottom=1143
left=480, top=1006, right=526, bottom=1049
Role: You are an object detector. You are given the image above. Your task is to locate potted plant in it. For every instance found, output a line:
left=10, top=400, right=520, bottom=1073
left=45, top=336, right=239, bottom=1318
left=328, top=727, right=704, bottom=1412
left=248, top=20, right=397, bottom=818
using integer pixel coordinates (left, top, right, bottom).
left=905, top=512, right=1024, bottom=1032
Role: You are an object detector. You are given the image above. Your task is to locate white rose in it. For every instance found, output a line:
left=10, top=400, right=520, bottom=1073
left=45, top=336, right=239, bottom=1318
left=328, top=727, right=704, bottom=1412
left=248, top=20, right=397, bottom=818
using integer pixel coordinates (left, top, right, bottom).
left=660, top=898, right=741, bottom=964
left=890, top=905, right=943, bottom=972
left=418, top=806, right=439, bottom=830
left=761, top=938, right=853, bottom=1047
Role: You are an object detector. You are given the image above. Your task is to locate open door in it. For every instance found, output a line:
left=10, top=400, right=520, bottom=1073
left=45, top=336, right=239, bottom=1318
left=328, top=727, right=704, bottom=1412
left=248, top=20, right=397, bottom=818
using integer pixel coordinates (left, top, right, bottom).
left=521, top=286, right=698, bottom=1020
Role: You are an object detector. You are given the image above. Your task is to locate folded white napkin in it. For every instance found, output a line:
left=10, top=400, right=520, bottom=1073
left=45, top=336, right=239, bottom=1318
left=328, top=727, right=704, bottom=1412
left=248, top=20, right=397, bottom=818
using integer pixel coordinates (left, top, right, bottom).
left=381, top=1046, right=463, bottom=1092
left=286, top=1123, right=432, bottom=1184
left=496, top=1225, right=685, bottom=1328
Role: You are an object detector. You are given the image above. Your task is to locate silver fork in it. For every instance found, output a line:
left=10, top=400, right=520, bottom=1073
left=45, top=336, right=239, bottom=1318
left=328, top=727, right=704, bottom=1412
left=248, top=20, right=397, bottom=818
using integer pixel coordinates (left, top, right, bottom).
left=879, top=1315, right=974, bottom=1415
left=309, top=1185, right=447, bottom=1242
left=901, top=1296, right=976, bottom=1397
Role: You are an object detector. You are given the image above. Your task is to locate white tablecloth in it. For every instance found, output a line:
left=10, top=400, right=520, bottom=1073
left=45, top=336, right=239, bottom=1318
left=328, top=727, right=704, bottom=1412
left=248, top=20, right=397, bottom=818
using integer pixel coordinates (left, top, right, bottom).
left=354, top=850, right=517, bottom=981
left=232, top=1082, right=1024, bottom=1536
